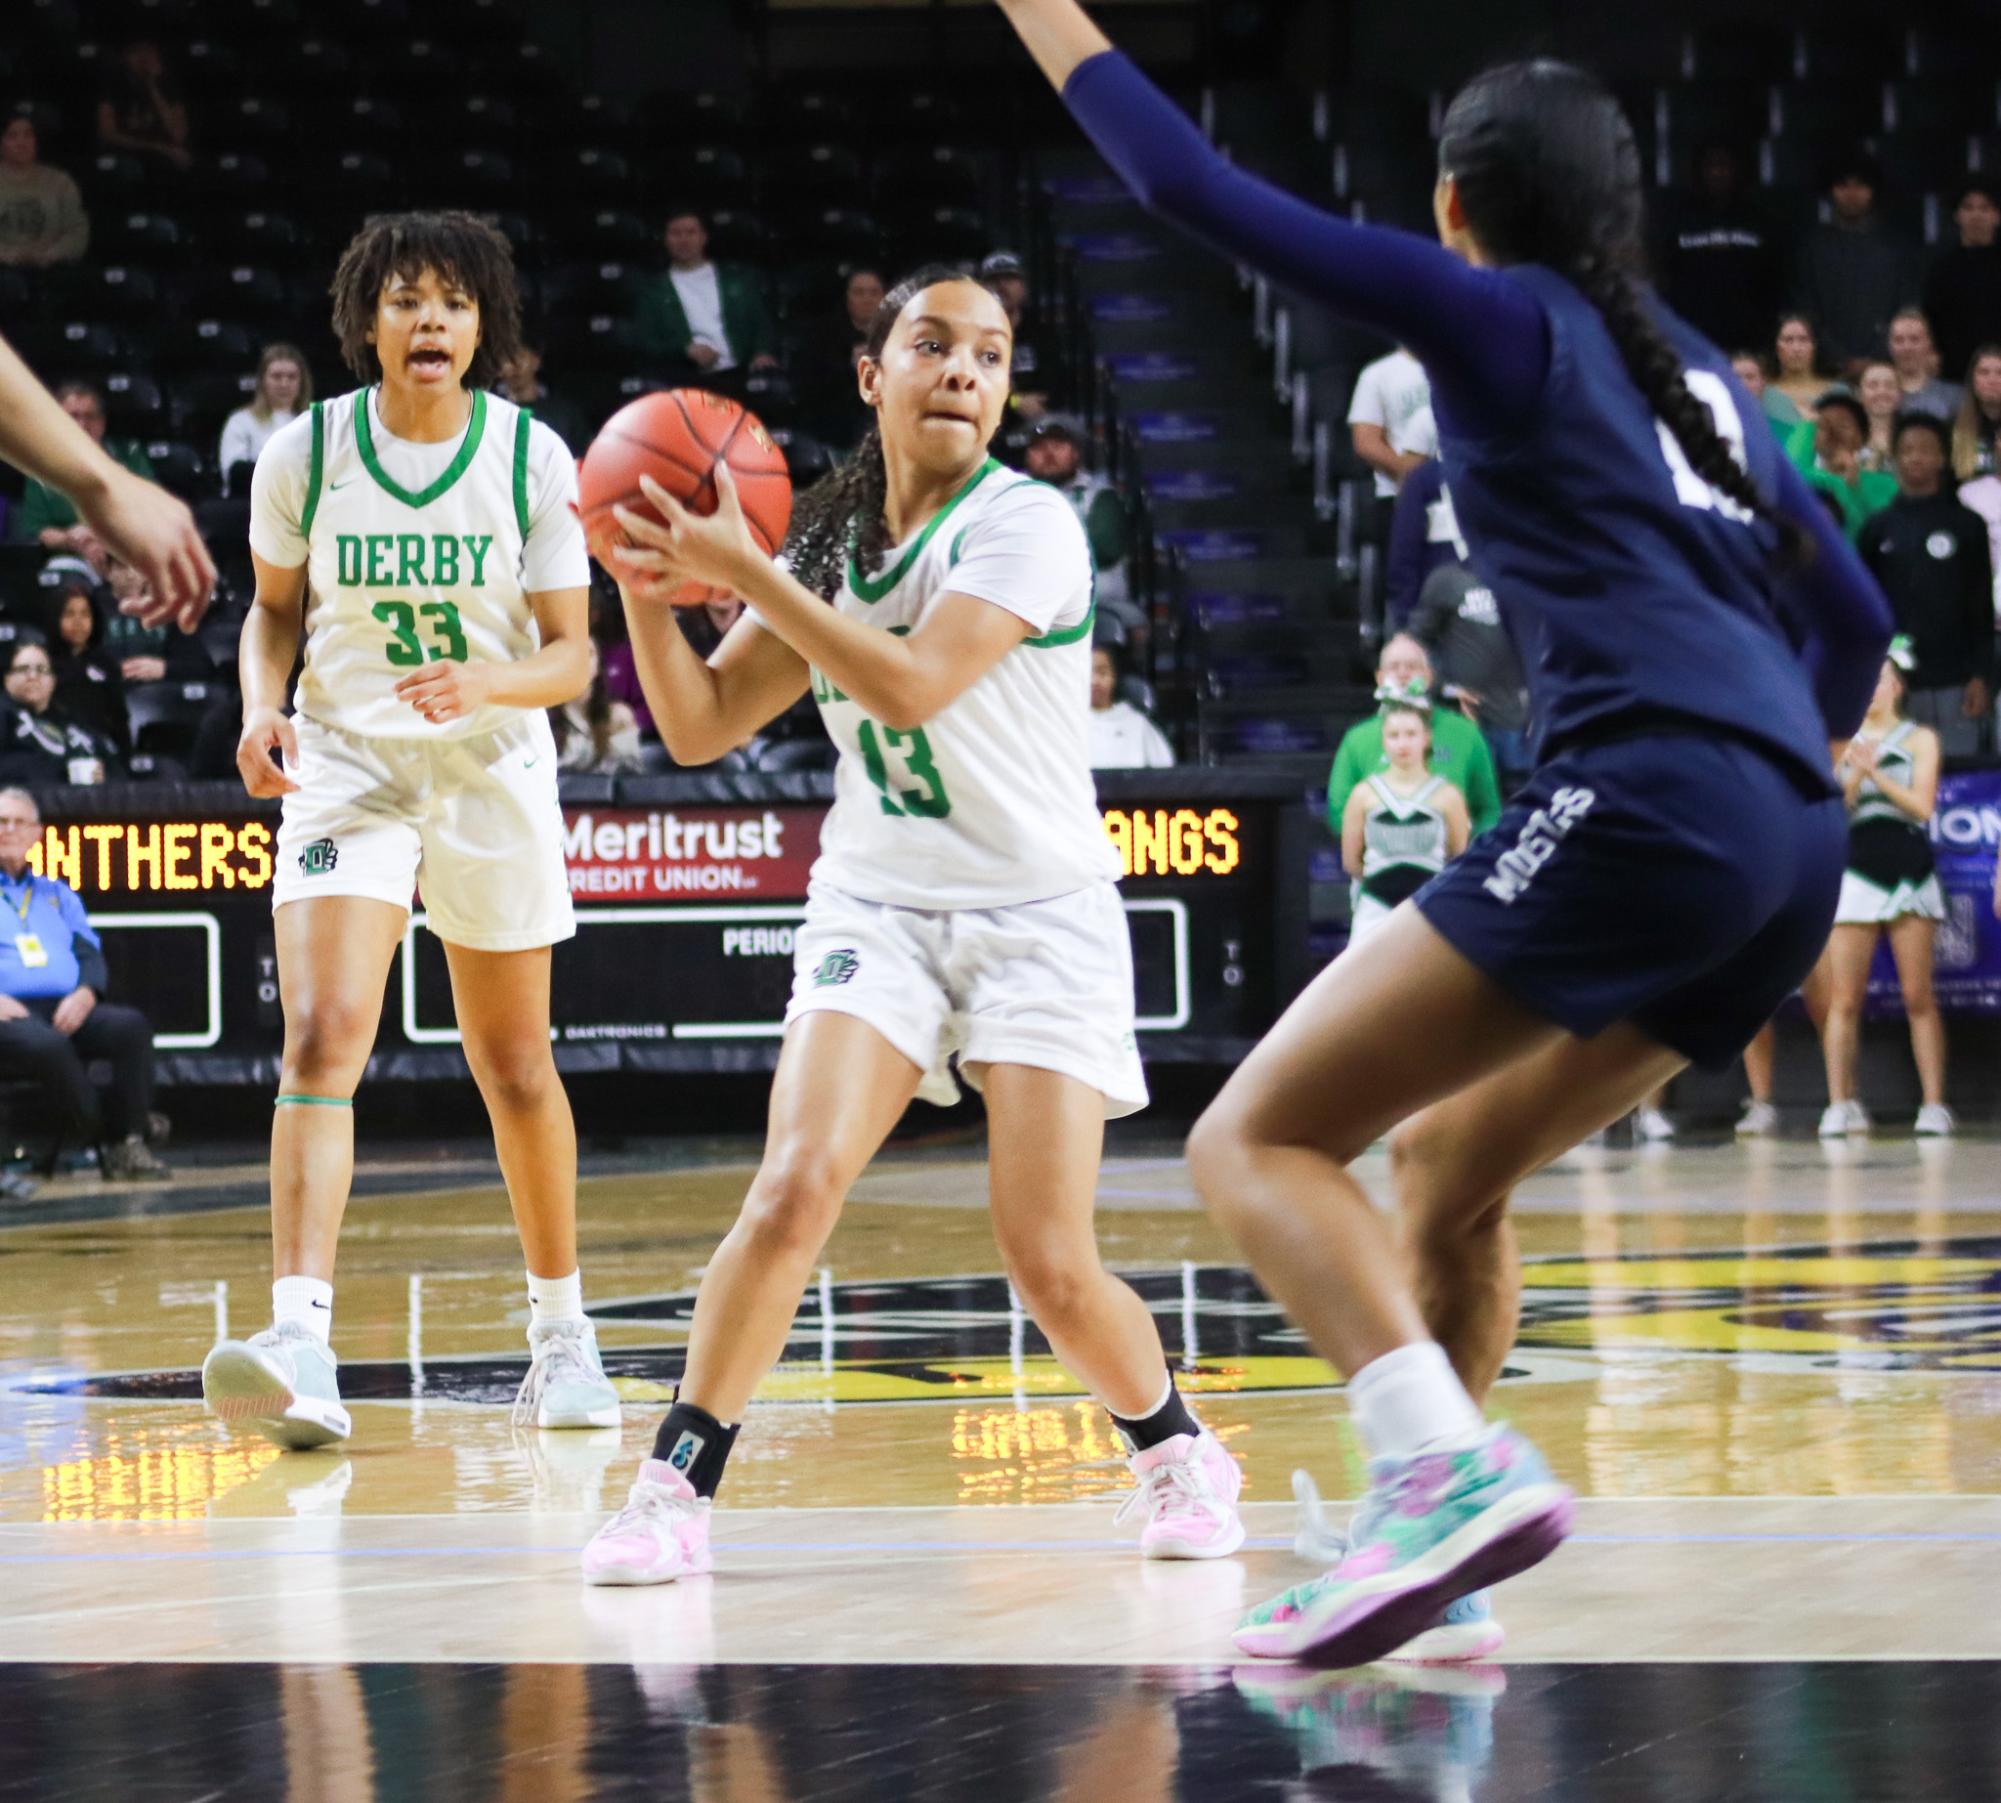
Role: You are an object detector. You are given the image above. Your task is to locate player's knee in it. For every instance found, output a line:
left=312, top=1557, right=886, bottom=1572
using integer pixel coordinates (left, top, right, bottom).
left=1386, top=1118, right=1440, bottom=1199
left=1900, top=978, right=1936, bottom=1017
left=282, top=1000, right=376, bottom=1085
left=998, top=1235, right=1094, bottom=1328
left=1186, top=1102, right=1257, bottom=1228
left=742, top=1149, right=845, bottom=1256
left=464, top=1037, right=558, bottom=1114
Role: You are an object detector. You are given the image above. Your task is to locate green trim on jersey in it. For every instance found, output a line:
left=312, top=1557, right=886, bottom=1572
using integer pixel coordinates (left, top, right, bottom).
left=299, top=402, right=326, bottom=539
left=946, top=473, right=1035, bottom=570
left=848, top=456, right=1000, bottom=603
left=512, top=406, right=533, bottom=540
left=1023, top=597, right=1095, bottom=648
left=354, top=387, right=489, bottom=510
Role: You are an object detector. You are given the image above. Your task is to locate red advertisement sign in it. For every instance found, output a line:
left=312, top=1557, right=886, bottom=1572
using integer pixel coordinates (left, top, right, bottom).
left=560, top=805, right=825, bottom=903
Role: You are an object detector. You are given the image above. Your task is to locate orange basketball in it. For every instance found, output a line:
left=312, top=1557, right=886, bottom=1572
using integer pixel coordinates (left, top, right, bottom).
left=578, top=388, right=793, bottom=604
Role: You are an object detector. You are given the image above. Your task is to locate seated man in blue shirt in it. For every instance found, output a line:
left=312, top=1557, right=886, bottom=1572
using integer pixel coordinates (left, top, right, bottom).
left=0, top=785, right=166, bottom=1179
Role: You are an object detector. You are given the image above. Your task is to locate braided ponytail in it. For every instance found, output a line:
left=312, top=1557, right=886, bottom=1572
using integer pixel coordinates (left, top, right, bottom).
left=782, top=424, right=892, bottom=601
left=1570, top=254, right=1784, bottom=537
left=777, top=261, right=1004, bottom=601
left=1440, top=60, right=1802, bottom=561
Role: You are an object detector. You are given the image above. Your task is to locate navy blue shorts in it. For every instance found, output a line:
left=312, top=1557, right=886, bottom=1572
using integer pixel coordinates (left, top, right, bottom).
left=1415, top=731, right=1846, bottom=1071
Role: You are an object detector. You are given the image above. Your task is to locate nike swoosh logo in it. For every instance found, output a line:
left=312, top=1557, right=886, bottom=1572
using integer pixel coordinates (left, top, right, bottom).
left=523, top=757, right=539, bottom=769
left=328, top=477, right=357, bottom=491
left=309, top=1299, right=331, bottom=1310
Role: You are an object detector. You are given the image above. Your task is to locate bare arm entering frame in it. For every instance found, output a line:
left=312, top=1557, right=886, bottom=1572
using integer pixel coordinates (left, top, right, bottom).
left=0, top=330, right=215, bottom=628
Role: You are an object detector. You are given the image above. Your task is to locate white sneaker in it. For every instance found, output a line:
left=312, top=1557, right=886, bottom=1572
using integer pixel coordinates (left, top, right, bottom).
left=1914, top=1103, right=1956, bottom=1137
left=1819, top=1100, right=1869, bottom=1139
left=1845, top=1100, right=1872, bottom=1136
left=201, top=1322, right=352, bottom=1450
left=1735, top=1099, right=1779, bottom=1138
left=1114, top=1429, right=1246, bottom=1559
left=1633, top=1106, right=1675, bottom=1142
left=582, top=1460, right=713, bottom=1586
left=514, top=1318, right=621, bottom=1430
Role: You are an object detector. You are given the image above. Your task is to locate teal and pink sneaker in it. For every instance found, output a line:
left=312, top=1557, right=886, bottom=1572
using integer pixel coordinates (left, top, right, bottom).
left=1388, top=1588, right=1505, bottom=1663
left=1235, top=1425, right=1571, bottom=1667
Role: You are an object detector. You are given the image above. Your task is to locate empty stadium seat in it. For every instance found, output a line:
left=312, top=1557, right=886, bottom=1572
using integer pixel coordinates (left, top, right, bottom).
left=93, top=212, right=183, bottom=259
left=704, top=209, right=773, bottom=265
left=768, top=204, right=879, bottom=264
left=762, top=144, right=868, bottom=206
left=103, top=374, right=170, bottom=438
left=218, top=96, right=299, bottom=158
left=762, top=90, right=854, bottom=148
left=635, top=89, right=750, bottom=152
left=141, top=441, right=209, bottom=503
left=126, top=681, right=216, bottom=757
left=170, top=371, right=258, bottom=439
left=47, top=264, right=161, bottom=326
left=886, top=205, right=990, bottom=266
left=551, top=210, right=655, bottom=261
left=50, top=322, right=130, bottom=372
left=684, top=146, right=753, bottom=211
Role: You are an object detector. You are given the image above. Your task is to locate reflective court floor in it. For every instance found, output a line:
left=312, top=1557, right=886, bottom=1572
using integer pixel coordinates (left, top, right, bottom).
left=5, top=1131, right=2001, bottom=1799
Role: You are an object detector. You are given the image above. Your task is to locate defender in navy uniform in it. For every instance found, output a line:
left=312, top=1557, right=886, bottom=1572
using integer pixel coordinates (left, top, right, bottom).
left=996, top=0, right=1894, bottom=1669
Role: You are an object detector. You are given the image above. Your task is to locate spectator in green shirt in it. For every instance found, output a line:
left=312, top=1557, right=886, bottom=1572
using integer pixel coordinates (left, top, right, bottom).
left=10, top=381, right=157, bottom=576
left=1786, top=388, right=1896, bottom=540
left=630, top=208, right=777, bottom=405
left=1326, top=633, right=1503, bottom=838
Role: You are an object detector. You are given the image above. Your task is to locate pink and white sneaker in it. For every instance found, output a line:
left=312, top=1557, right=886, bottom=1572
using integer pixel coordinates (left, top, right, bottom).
left=1114, top=1430, right=1246, bottom=1559
left=581, top=1459, right=713, bottom=1587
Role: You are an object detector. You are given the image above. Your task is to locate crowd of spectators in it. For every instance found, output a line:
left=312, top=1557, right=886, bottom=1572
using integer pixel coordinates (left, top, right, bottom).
left=1368, top=153, right=2001, bottom=769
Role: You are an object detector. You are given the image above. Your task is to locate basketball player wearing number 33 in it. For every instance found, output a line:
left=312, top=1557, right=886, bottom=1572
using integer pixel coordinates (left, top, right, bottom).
left=201, top=212, right=621, bottom=1448
left=580, top=266, right=1247, bottom=1585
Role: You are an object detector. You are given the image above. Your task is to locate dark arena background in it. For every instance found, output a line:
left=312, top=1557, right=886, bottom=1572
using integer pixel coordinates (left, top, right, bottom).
left=2, top=2, right=2000, bottom=1798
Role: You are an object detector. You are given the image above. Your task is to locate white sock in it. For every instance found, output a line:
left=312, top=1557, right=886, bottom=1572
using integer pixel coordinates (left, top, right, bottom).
left=1346, top=1341, right=1484, bottom=1460
left=527, top=1268, right=585, bottom=1330
left=273, top=1275, right=333, bottom=1347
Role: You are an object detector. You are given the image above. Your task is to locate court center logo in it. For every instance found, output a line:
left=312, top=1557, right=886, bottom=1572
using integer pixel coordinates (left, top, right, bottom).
left=298, top=837, right=338, bottom=876
left=28, top=1239, right=2001, bottom=1409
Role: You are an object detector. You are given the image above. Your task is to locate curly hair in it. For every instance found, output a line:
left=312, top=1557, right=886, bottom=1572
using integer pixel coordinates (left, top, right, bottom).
left=329, top=211, right=524, bottom=390
left=780, top=263, right=1006, bottom=601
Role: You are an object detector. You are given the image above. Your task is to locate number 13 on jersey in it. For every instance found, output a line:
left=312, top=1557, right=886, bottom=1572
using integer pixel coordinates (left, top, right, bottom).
left=856, top=719, right=952, bottom=818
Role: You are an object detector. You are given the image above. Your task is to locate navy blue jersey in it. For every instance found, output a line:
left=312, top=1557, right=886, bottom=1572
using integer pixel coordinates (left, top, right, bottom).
left=1062, top=53, right=1893, bottom=770
left=1437, top=264, right=1832, bottom=785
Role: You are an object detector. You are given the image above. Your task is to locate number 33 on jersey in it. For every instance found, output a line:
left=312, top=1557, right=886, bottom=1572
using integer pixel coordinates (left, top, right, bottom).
left=799, top=459, right=1122, bottom=911
left=248, top=386, right=587, bottom=740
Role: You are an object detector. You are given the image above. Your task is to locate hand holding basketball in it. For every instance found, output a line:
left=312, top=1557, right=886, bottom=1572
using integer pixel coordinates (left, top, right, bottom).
left=612, top=465, right=762, bottom=607
left=577, top=389, right=792, bottom=607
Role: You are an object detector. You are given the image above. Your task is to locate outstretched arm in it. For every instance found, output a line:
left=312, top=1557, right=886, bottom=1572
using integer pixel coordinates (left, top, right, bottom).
left=993, top=0, right=1550, bottom=433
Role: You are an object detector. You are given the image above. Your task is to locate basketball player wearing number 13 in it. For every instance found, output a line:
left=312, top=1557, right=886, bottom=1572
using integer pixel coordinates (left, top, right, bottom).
left=580, top=266, right=1246, bottom=1585
left=200, top=212, right=621, bottom=1447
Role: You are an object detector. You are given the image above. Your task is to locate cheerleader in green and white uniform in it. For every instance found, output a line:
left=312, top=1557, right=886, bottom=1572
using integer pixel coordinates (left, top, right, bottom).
left=1819, top=639, right=1952, bottom=1138
left=1340, top=694, right=1470, bottom=948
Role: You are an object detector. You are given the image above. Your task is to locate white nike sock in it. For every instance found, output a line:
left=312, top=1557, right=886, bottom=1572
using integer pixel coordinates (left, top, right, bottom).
left=527, top=1268, right=585, bottom=1330
left=273, top=1275, right=334, bottom=1347
left=1346, top=1341, right=1485, bottom=1460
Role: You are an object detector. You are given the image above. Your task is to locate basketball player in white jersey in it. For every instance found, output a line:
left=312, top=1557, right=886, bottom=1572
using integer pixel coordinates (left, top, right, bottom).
left=579, top=267, right=1244, bottom=1584
left=201, top=213, right=619, bottom=1448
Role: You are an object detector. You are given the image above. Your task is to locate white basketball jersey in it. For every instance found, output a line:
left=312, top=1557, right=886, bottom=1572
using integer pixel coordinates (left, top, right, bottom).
left=805, top=459, right=1121, bottom=909
left=276, top=389, right=556, bottom=740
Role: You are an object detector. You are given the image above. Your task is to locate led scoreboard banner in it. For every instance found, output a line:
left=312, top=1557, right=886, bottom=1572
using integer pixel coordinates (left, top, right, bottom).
left=31, top=772, right=1311, bottom=1084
